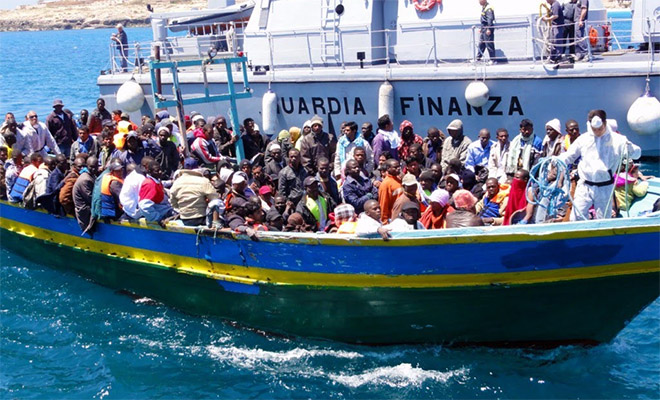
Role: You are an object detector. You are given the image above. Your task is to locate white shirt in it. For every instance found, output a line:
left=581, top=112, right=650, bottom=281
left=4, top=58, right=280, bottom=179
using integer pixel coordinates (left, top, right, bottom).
left=355, top=212, right=383, bottom=236
left=119, top=170, right=146, bottom=219
left=488, top=141, right=509, bottom=183
left=23, top=121, right=60, bottom=157
left=559, top=126, right=641, bottom=184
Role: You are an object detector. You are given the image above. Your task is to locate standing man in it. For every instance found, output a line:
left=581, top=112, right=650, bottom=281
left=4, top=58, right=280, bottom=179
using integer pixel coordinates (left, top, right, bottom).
left=506, top=119, right=542, bottom=177
left=361, top=122, right=375, bottom=145
left=88, top=98, right=112, bottom=135
left=47, top=99, right=77, bottom=157
left=563, top=0, right=578, bottom=56
left=423, top=127, right=444, bottom=165
left=299, top=115, right=334, bottom=175
left=488, top=128, right=510, bottom=183
left=541, top=118, right=563, bottom=157
left=465, top=128, right=494, bottom=172
left=378, top=159, right=403, bottom=223
left=543, top=0, right=565, bottom=63
left=558, top=110, right=641, bottom=220
left=574, top=0, right=590, bottom=61
left=111, top=23, right=129, bottom=72
left=476, top=0, right=496, bottom=64
left=334, top=121, right=373, bottom=178
left=371, top=114, right=400, bottom=162
left=72, top=156, right=98, bottom=231
left=440, top=119, right=471, bottom=173
left=24, top=111, right=61, bottom=158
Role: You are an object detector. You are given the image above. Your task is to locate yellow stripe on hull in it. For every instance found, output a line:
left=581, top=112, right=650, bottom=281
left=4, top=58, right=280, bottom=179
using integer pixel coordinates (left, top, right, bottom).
left=2, top=217, right=658, bottom=289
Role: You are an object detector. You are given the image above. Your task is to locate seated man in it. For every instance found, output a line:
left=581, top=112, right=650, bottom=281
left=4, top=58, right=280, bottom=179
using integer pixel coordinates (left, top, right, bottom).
left=391, top=173, right=421, bottom=218
left=100, top=160, right=124, bottom=220
left=355, top=199, right=391, bottom=240
left=59, top=156, right=86, bottom=216
left=446, top=190, right=485, bottom=228
left=342, top=159, right=378, bottom=214
left=8, top=152, right=42, bottom=202
left=476, top=178, right=509, bottom=226
left=295, top=176, right=330, bottom=232
left=226, top=201, right=261, bottom=240
left=138, top=159, right=174, bottom=224
left=386, top=201, right=425, bottom=231
left=119, top=156, right=153, bottom=220
left=72, top=156, right=98, bottom=231
left=170, top=157, right=218, bottom=226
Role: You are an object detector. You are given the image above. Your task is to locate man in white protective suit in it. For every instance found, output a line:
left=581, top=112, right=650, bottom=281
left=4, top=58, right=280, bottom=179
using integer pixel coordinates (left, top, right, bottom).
left=558, top=109, right=641, bottom=221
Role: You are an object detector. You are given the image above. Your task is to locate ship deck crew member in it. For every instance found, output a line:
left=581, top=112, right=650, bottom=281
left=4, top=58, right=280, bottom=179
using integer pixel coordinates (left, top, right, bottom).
left=477, top=0, right=496, bottom=63
left=558, top=109, right=641, bottom=220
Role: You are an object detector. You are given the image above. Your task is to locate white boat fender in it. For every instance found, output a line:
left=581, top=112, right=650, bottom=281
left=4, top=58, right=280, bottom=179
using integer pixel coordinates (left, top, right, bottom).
left=116, top=79, right=145, bottom=113
left=465, top=81, right=490, bottom=108
left=262, top=89, right=278, bottom=137
left=378, top=81, right=394, bottom=119
left=627, top=94, right=660, bottom=136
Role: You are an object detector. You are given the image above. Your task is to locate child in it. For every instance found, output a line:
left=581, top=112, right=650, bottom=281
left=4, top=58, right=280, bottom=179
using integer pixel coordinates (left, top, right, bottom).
left=614, top=164, right=652, bottom=212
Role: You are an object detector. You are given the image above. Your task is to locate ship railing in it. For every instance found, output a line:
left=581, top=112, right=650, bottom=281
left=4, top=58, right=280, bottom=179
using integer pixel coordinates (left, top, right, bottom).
left=240, top=17, right=636, bottom=71
left=108, top=41, right=154, bottom=75
left=106, top=17, right=641, bottom=74
left=158, top=20, right=249, bottom=62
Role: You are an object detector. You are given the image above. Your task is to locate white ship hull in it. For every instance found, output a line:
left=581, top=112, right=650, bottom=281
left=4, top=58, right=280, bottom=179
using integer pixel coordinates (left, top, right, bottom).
left=98, top=61, right=660, bottom=155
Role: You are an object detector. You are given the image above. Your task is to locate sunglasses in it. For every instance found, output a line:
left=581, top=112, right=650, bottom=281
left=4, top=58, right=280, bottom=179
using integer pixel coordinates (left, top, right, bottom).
left=28, top=115, right=37, bottom=119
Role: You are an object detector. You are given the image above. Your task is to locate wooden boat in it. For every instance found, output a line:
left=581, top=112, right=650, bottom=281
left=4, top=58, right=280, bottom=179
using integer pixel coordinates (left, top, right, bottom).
left=1, top=180, right=659, bottom=346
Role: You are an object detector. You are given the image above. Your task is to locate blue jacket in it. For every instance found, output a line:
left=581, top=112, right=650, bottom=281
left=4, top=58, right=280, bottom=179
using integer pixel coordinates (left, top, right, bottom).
left=342, top=174, right=378, bottom=214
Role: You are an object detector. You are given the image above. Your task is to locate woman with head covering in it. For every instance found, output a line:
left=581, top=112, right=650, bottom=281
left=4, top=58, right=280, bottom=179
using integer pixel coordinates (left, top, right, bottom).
left=420, top=189, right=454, bottom=229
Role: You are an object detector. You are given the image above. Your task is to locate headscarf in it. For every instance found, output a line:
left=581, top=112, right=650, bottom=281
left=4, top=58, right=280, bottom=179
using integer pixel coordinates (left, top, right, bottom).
left=453, top=189, right=477, bottom=210
left=289, top=126, right=301, bottom=144
left=503, top=178, right=528, bottom=225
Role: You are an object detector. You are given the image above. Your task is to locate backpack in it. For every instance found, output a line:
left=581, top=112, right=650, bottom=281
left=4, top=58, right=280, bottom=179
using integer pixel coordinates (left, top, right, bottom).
left=22, top=180, right=38, bottom=210
left=91, top=169, right=110, bottom=221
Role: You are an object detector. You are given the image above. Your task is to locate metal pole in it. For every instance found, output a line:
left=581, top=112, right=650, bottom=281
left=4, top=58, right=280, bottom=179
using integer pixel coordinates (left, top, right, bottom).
left=225, top=59, right=245, bottom=162
left=155, top=45, right=162, bottom=95
left=171, top=61, right=190, bottom=157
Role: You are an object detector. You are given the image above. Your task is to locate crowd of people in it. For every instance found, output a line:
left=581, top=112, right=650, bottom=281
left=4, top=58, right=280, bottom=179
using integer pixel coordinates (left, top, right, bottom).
left=0, top=97, right=654, bottom=241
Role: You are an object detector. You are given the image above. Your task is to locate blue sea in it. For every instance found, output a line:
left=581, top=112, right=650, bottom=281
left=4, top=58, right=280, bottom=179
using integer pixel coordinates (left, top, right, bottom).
left=1, top=24, right=660, bottom=399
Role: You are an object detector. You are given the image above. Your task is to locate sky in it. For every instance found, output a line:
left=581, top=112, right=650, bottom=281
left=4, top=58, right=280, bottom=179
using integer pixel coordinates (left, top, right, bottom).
left=0, top=0, right=40, bottom=10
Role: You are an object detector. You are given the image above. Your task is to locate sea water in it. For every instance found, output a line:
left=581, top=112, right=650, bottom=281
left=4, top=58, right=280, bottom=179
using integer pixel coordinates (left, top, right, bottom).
left=1, top=27, right=659, bottom=399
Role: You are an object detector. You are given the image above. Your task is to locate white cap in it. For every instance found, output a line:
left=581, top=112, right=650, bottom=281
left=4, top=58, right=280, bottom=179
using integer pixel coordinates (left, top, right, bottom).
left=157, top=126, right=170, bottom=135
left=545, top=118, right=561, bottom=133
left=231, top=173, right=246, bottom=184
left=192, top=114, right=205, bottom=124
left=269, top=143, right=281, bottom=152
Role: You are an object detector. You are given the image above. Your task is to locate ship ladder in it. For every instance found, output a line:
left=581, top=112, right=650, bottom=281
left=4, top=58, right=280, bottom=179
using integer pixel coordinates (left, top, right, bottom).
left=320, top=0, right=341, bottom=64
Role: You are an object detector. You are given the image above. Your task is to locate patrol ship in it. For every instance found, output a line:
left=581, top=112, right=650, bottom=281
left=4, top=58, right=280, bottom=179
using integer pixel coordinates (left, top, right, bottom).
left=97, top=0, right=660, bottom=155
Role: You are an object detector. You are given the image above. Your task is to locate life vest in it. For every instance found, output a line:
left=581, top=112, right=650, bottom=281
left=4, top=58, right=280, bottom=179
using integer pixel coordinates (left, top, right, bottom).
left=589, top=27, right=598, bottom=47
left=100, top=173, right=124, bottom=218
left=8, top=164, right=37, bottom=202
left=113, top=131, right=128, bottom=150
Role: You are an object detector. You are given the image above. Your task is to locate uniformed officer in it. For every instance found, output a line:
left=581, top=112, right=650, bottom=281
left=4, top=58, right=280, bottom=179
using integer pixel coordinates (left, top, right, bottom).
left=477, top=0, right=496, bottom=63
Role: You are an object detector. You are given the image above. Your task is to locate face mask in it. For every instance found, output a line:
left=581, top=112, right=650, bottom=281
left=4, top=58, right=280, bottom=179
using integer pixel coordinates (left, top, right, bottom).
left=590, top=116, right=603, bottom=129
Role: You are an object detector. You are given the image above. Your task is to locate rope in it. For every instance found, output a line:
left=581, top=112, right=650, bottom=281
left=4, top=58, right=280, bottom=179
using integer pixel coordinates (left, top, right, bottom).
left=526, top=157, right=573, bottom=219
